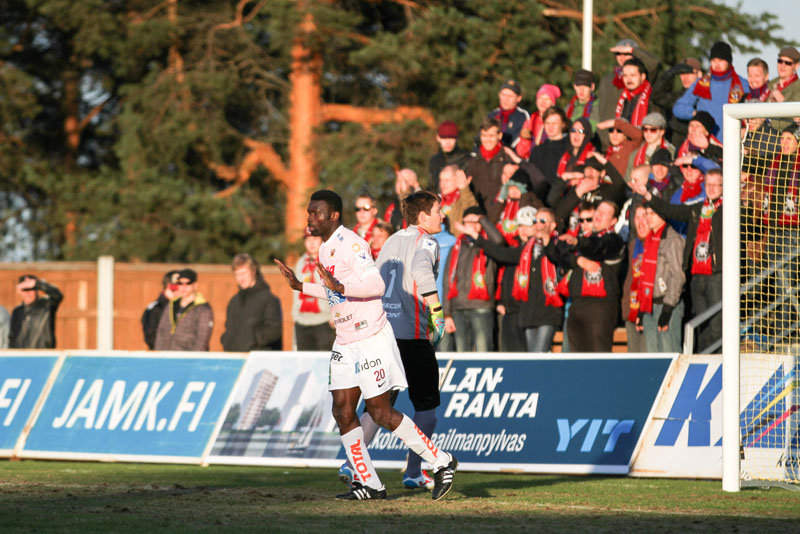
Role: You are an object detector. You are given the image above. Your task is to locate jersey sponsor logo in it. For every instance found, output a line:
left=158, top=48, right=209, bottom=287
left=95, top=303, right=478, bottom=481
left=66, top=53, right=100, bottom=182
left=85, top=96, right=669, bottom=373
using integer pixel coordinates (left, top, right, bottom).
left=354, top=320, right=368, bottom=330
left=354, top=357, right=382, bottom=374
left=325, top=288, right=346, bottom=308
left=329, top=248, right=336, bottom=257
left=421, top=238, right=437, bottom=253
left=333, top=313, right=353, bottom=325
left=377, top=381, right=386, bottom=388
left=331, top=351, right=342, bottom=362
left=352, top=243, right=361, bottom=252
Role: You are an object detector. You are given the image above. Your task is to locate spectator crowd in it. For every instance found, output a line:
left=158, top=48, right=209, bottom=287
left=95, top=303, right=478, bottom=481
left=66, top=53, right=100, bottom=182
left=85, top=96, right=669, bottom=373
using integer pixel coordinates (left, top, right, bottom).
left=324, top=40, right=800, bottom=354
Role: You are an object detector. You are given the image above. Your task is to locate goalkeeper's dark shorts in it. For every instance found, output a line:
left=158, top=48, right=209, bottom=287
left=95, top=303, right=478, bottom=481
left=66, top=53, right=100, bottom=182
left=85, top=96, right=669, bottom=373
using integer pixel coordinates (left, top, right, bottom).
left=395, top=338, right=440, bottom=412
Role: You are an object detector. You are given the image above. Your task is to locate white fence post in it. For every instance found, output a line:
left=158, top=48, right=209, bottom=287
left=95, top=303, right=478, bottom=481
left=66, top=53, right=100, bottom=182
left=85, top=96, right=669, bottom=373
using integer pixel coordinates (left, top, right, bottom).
left=96, top=256, right=114, bottom=351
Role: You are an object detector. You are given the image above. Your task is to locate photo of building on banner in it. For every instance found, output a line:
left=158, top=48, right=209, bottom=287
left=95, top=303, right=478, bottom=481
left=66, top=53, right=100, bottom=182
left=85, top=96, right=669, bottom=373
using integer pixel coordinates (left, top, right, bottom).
left=209, top=353, right=673, bottom=474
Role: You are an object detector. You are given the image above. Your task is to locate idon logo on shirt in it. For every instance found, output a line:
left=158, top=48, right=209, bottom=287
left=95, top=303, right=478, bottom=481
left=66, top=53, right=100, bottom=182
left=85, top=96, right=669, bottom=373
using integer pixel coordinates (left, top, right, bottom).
left=354, top=357, right=382, bottom=374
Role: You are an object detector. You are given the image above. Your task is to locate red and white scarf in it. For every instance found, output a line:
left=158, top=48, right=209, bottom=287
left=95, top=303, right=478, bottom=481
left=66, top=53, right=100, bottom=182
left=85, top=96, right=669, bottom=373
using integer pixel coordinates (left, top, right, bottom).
left=512, top=238, right=562, bottom=306
left=497, top=200, right=521, bottom=246
left=627, top=239, right=645, bottom=322
left=691, top=197, right=722, bottom=275
left=480, top=143, right=502, bottom=162
left=580, top=228, right=611, bottom=297
left=354, top=219, right=377, bottom=244
left=615, top=80, right=652, bottom=126
left=676, top=135, right=722, bottom=158
left=557, top=142, right=595, bottom=178
left=637, top=224, right=665, bottom=315
left=680, top=177, right=704, bottom=204
left=633, top=138, right=668, bottom=167
left=440, top=189, right=460, bottom=218
left=692, top=66, right=744, bottom=103
left=447, top=234, right=490, bottom=300
left=299, top=255, right=321, bottom=313
left=777, top=72, right=799, bottom=92
left=566, top=94, right=596, bottom=120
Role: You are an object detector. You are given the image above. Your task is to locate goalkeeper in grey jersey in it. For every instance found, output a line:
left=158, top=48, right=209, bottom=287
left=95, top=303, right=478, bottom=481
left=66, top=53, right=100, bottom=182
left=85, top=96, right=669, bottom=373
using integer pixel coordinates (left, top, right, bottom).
left=338, top=190, right=446, bottom=491
left=377, top=190, right=445, bottom=489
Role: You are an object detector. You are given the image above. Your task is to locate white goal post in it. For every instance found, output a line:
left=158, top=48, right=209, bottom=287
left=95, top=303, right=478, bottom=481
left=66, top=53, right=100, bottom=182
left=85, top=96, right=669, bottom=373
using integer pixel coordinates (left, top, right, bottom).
left=722, top=101, right=800, bottom=492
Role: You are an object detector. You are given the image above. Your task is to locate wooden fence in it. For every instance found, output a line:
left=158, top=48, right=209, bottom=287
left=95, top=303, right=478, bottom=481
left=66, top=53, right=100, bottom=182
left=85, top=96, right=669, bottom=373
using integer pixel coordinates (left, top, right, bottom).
left=0, top=262, right=295, bottom=352
left=0, top=261, right=629, bottom=352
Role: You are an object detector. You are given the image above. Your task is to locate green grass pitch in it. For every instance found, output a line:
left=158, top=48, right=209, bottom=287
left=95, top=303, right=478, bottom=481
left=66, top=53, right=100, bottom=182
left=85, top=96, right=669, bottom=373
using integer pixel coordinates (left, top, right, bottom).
left=1, top=461, right=798, bottom=533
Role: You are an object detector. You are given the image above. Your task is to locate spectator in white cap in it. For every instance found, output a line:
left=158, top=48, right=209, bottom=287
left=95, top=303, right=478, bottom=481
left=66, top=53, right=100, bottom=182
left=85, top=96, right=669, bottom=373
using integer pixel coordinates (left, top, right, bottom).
left=633, top=112, right=675, bottom=168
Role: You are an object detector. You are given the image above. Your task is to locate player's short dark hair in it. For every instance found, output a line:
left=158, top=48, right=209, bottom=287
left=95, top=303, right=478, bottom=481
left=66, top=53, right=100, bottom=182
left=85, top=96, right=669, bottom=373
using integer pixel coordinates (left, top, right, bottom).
left=622, top=57, right=648, bottom=79
left=578, top=201, right=596, bottom=213
left=403, top=190, right=439, bottom=225
left=310, top=190, right=343, bottom=215
left=479, top=116, right=501, bottom=132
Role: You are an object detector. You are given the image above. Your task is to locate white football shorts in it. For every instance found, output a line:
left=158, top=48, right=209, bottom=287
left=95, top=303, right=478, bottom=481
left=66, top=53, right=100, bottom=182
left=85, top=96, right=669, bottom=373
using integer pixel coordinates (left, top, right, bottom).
left=329, top=322, right=408, bottom=399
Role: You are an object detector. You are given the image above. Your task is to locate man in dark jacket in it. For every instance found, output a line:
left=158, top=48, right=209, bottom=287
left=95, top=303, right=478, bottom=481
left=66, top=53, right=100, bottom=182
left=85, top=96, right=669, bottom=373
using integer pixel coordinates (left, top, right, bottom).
left=549, top=200, right=625, bottom=352
left=221, top=254, right=282, bottom=352
left=10, top=275, right=63, bottom=349
left=141, top=269, right=179, bottom=350
left=428, top=121, right=470, bottom=191
left=154, top=268, right=214, bottom=351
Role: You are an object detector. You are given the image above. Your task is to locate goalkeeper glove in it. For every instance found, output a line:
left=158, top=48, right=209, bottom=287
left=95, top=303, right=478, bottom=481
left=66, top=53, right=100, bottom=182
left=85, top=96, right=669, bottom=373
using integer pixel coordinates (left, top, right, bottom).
left=428, top=304, right=445, bottom=348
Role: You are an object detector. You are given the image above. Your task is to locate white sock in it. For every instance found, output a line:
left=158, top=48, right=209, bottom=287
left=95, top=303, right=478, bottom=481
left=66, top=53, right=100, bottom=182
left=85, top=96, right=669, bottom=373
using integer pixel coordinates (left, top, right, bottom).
left=341, top=426, right=383, bottom=490
left=392, top=414, right=451, bottom=470
left=342, top=412, right=381, bottom=472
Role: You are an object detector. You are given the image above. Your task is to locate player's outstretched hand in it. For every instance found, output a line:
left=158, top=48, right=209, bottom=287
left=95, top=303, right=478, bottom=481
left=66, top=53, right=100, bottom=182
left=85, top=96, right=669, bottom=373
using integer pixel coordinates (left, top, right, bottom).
left=428, top=304, right=445, bottom=347
left=273, top=259, right=303, bottom=291
left=315, top=261, right=345, bottom=294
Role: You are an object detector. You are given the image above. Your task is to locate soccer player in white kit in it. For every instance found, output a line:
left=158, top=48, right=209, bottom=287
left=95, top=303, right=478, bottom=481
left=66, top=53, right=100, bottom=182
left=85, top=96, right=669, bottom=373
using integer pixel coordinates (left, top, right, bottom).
left=274, top=190, right=458, bottom=501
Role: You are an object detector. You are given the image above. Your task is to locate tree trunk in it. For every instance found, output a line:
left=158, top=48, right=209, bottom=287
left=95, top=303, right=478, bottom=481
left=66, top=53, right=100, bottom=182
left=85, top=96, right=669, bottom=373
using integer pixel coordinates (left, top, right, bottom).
left=286, top=10, right=322, bottom=245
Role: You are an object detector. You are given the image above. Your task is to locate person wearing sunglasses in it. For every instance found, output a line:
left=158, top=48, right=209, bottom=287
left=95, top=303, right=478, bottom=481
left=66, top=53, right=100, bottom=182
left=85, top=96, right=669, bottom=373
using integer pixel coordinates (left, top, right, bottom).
left=769, top=46, right=800, bottom=104
left=353, top=193, right=379, bottom=245
left=549, top=200, right=625, bottom=352
left=596, top=116, right=641, bottom=180
left=768, top=46, right=800, bottom=130
left=140, top=269, right=180, bottom=350
left=154, top=268, right=214, bottom=352
left=673, top=40, right=748, bottom=143
left=633, top=112, right=674, bottom=168
left=9, top=274, right=63, bottom=349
